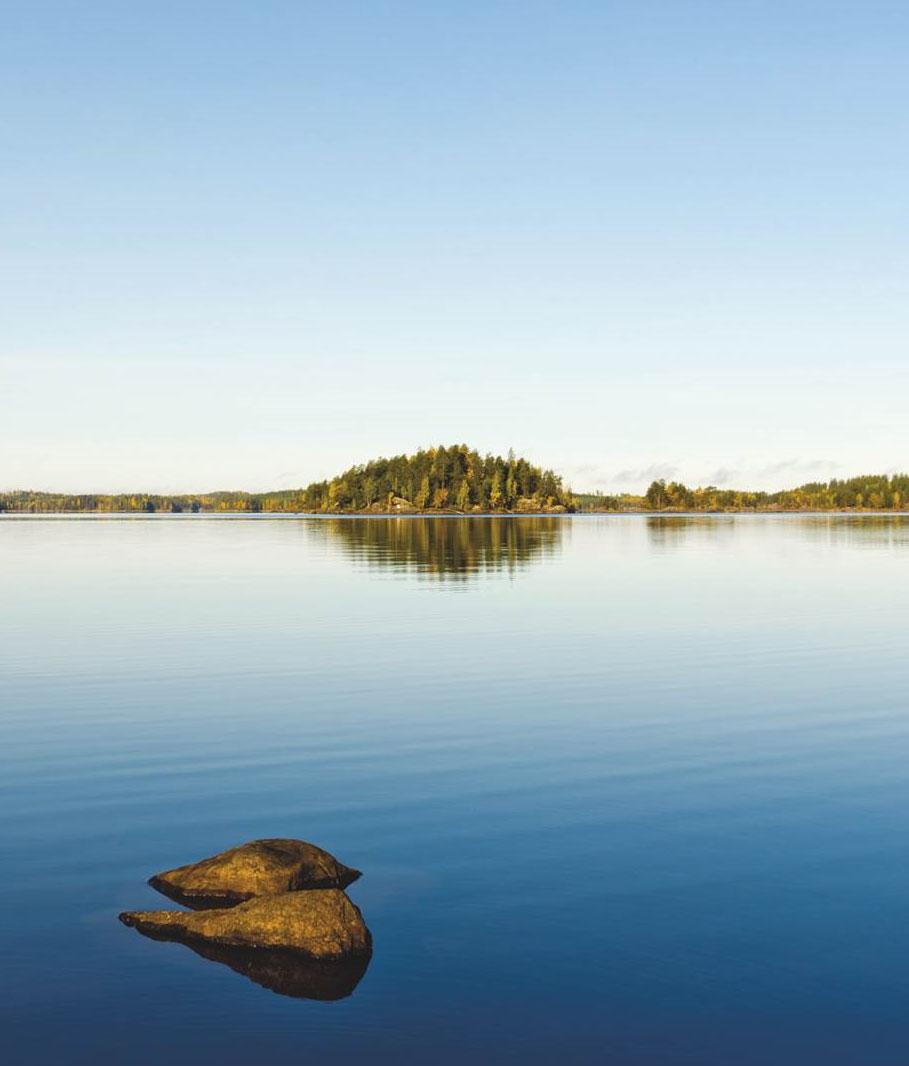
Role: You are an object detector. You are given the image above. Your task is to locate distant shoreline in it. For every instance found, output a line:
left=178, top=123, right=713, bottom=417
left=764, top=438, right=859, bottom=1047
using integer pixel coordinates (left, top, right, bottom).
left=3, top=448, right=906, bottom=515
left=3, top=509, right=909, bottom=519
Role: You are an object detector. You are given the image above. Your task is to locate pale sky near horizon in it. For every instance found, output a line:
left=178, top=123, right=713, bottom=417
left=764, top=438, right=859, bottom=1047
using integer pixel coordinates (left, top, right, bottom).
left=3, top=1, right=907, bottom=494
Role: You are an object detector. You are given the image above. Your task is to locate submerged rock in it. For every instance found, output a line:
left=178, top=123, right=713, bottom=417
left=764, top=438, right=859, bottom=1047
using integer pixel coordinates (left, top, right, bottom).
left=120, top=888, right=371, bottom=960
left=148, top=838, right=361, bottom=907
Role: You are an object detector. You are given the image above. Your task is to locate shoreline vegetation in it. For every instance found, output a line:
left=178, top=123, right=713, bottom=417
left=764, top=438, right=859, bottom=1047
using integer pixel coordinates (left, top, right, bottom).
left=1, top=445, right=907, bottom=515
left=1, top=446, right=573, bottom=515
left=576, top=471, right=909, bottom=513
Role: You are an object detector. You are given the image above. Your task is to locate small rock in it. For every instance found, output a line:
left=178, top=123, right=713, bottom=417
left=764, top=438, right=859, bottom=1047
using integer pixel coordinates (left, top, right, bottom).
left=120, top=888, right=371, bottom=960
left=148, top=838, right=361, bottom=907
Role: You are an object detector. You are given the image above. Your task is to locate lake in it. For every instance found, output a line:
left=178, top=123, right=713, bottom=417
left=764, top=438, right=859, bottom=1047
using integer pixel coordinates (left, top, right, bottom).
left=3, top=514, right=909, bottom=1064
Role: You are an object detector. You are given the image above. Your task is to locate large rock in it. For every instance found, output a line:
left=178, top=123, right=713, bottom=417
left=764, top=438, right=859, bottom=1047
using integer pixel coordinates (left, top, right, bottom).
left=120, top=889, right=371, bottom=960
left=148, top=838, right=361, bottom=907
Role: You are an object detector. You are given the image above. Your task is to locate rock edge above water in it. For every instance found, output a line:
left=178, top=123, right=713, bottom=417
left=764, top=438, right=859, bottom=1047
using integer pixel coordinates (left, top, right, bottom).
left=148, top=838, right=361, bottom=907
left=120, top=888, right=372, bottom=960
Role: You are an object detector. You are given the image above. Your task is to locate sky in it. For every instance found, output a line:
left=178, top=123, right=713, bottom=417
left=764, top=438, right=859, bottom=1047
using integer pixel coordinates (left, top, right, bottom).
left=2, top=1, right=907, bottom=494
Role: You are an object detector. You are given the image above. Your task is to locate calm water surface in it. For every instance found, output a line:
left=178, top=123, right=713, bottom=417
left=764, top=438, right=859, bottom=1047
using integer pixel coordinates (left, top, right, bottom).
left=3, top=515, right=909, bottom=1064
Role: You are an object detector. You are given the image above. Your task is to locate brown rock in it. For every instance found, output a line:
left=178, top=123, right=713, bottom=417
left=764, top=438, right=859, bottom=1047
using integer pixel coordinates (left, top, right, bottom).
left=148, top=838, right=360, bottom=907
left=120, top=889, right=371, bottom=960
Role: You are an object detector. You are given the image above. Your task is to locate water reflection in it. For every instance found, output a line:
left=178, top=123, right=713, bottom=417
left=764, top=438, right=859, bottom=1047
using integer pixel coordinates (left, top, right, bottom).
left=787, top=514, right=909, bottom=550
left=644, top=513, right=909, bottom=550
left=127, top=924, right=372, bottom=1001
left=309, top=516, right=566, bottom=580
left=644, top=515, right=736, bottom=548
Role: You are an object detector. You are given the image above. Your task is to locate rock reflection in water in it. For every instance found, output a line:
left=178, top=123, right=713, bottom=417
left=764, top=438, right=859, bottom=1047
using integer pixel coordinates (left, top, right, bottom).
left=309, top=515, right=566, bottom=580
left=129, top=924, right=372, bottom=1001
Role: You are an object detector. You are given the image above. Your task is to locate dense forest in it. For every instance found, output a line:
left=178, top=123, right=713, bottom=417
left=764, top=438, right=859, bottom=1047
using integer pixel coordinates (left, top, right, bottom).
left=3, top=456, right=909, bottom=514
left=293, top=445, right=572, bottom=513
left=0, top=446, right=573, bottom=514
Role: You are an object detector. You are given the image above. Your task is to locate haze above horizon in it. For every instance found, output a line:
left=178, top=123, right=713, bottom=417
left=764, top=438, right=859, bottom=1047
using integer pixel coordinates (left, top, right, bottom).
left=3, top=2, right=906, bottom=495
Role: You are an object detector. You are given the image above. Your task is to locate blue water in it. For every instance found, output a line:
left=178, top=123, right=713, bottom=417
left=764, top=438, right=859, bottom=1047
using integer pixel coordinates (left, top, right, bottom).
left=3, top=514, right=909, bottom=1064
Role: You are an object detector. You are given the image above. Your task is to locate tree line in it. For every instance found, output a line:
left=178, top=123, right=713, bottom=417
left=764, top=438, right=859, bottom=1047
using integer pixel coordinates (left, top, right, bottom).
left=4, top=460, right=909, bottom=514
left=0, top=445, right=573, bottom=513
left=576, top=473, right=909, bottom=512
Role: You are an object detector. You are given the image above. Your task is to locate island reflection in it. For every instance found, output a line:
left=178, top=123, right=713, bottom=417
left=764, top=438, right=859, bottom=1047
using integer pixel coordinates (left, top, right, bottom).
left=309, top=515, right=566, bottom=581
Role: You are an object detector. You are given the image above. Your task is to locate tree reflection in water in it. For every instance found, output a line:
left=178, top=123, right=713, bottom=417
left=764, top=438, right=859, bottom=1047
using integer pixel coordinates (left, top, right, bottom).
left=644, top=513, right=909, bottom=551
left=309, top=516, right=566, bottom=581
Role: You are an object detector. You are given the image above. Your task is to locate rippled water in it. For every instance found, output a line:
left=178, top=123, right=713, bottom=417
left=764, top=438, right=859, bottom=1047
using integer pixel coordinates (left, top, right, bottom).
left=3, top=515, right=909, bottom=1064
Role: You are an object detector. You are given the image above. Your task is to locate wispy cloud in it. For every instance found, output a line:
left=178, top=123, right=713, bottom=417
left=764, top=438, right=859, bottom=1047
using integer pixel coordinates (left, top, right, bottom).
left=570, top=457, right=847, bottom=494
left=754, top=457, right=840, bottom=479
left=566, top=462, right=681, bottom=493
left=694, top=458, right=841, bottom=490
left=612, top=463, right=680, bottom=485
left=269, top=469, right=309, bottom=488
left=704, top=466, right=741, bottom=486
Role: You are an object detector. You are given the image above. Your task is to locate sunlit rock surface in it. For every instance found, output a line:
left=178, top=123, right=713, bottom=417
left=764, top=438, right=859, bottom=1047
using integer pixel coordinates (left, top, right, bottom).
left=120, top=889, right=371, bottom=959
left=148, top=838, right=361, bottom=907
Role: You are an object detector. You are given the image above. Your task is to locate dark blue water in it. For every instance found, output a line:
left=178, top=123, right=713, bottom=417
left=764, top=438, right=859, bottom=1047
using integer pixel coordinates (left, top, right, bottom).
left=3, top=515, right=909, bottom=1064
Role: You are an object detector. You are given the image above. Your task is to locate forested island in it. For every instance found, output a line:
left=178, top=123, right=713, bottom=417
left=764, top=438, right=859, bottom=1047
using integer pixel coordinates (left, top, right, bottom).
left=2, top=447, right=908, bottom=514
left=0, top=446, right=573, bottom=514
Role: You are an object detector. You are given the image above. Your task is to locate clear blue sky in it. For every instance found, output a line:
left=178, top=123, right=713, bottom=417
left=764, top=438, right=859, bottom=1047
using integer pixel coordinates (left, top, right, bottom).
left=3, top=1, right=907, bottom=493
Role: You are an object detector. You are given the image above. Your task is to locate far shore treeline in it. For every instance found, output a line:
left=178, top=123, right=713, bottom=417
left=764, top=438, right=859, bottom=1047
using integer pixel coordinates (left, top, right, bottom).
left=2, top=446, right=908, bottom=514
left=0, top=446, right=573, bottom=514
left=576, top=472, right=909, bottom=513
